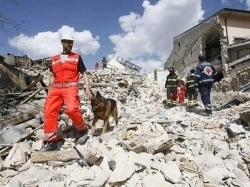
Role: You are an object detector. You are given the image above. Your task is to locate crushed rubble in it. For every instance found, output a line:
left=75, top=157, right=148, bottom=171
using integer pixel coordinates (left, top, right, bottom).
left=0, top=66, right=250, bottom=187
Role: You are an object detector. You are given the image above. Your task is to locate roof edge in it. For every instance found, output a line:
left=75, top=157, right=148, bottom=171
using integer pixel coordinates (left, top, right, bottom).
left=173, top=8, right=250, bottom=40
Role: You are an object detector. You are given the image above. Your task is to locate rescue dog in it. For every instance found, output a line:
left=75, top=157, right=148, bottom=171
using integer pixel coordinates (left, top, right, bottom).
left=90, top=91, right=118, bottom=135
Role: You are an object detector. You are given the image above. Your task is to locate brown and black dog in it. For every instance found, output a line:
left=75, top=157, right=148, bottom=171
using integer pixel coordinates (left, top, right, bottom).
left=90, top=91, right=118, bottom=135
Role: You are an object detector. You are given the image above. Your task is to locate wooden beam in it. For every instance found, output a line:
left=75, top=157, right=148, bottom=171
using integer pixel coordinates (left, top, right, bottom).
left=22, top=75, right=44, bottom=91
left=0, top=110, right=39, bottom=128
left=20, top=88, right=42, bottom=104
left=0, top=64, right=27, bottom=89
left=17, top=124, right=43, bottom=142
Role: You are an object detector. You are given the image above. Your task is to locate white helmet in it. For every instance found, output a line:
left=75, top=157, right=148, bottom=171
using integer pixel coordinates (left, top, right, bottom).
left=60, top=32, right=74, bottom=41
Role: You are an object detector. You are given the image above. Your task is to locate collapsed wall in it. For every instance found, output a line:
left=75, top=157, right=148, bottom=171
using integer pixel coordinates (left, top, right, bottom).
left=213, top=67, right=250, bottom=92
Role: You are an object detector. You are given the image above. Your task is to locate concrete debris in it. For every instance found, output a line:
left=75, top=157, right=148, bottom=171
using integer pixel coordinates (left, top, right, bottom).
left=0, top=66, right=250, bottom=186
left=240, top=109, right=250, bottom=127
left=213, top=67, right=250, bottom=92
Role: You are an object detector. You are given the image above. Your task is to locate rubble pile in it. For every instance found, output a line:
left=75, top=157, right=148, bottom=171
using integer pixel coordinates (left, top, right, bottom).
left=213, top=67, right=250, bottom=92
left=0, top=67, right=250, bottom=187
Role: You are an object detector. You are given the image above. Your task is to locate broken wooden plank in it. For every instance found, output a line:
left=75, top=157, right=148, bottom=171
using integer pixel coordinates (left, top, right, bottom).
left=179, top=166, right=201, bottom=175
left=22, top=75, right=44, bottom=91
left=0, top=110, right=39, bottom=129
left=37, top=79, right=48, bottom=95
left=17, top=124, right=43, bottom=142
left=20, top=88, right=42, bottom=104
left=0, top=147, right=10, bottom=155
left=241, top=153, right=250, bottom=164
left=31, top=149, right=80, bottom=163
left=0, top=64, right=27, bottom=89
left=0, top=91, right=32, bottom=98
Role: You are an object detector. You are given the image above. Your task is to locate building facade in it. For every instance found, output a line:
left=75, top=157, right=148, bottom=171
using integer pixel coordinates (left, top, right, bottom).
left=164, top=8, right=250, bottom=81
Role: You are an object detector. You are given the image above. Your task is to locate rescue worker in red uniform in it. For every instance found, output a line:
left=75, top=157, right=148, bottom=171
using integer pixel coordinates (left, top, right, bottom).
left=42, top=32, right=93, bottom=151
left=165, top=67, right=178, bottom=107
left=177, top=79, right=186, bottom=105
left=95, top=60, right=99, bottom=70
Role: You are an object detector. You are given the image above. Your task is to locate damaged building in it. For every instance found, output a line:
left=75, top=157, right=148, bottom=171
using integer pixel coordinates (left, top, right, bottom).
left=165, top=8, right=250, bottom=82
left=1, top=9, right=250, bottom=185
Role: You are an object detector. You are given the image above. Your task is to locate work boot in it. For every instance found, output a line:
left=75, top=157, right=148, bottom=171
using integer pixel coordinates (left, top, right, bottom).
left=166, top=103, right=172, bottom=108
left=192, top=101, right=199, bottom=107
left=172, top=104, right=176, bottom=107
left=40, top=141, right=59, bottom=152
left=200, top=110, right=212, bottom=117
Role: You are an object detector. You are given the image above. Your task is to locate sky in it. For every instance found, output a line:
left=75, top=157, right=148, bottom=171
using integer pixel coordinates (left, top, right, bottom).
left=0, top=0, right=249, bottom=72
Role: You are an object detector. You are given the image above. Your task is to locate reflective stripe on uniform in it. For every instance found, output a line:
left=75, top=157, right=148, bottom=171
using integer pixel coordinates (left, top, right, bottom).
left=52, top=57, right=78, bottom=65
left=167, top=85, right=177, bottom=87
left=205, top=104, right=212, bottom=110
left=52, top=81, right=79, bottom=88
left=45, top=132, right=58, bottom=141
left=200, top=79, right=214, bottom=83
left=74, top=122, right=87, bottom=131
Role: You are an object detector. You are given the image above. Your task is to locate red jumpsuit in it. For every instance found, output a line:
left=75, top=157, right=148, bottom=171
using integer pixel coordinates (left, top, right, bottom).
left=43, top=52, right=86, bottom=142
left=95, top=61, right=99, bottom=70
left=177, top=84, right=186, bottom=104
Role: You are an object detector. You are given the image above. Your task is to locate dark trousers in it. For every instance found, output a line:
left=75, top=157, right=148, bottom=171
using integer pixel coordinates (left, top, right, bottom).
left=167, top=88, right=177, bottom=106
left=198, top=84, right=212, bottom=114
left=187, top=89, right=198, bottom=102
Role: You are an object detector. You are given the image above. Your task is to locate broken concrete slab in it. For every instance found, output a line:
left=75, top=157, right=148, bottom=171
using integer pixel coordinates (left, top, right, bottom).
left=121, top=140, right=147, bottom=154
left=7, top=166, right=54, bottom=186
left=0, top=121, right=40, bottom=145
left=161, top=161, right=182, bottom=183
left=30, top=149, right=81, bottom=163
left=109, top=151, right=136, bottom=183
left=142, top=171, right=173, bottom=187
left=226, top=122, right=248, bottom=137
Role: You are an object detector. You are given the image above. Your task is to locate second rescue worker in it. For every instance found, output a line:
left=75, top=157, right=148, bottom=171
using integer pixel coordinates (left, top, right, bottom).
left=165, top=67, right=178, bottom=107
left=186, top=68, right=198, bottom=107
left=194, top=54, right=217, bottom=115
